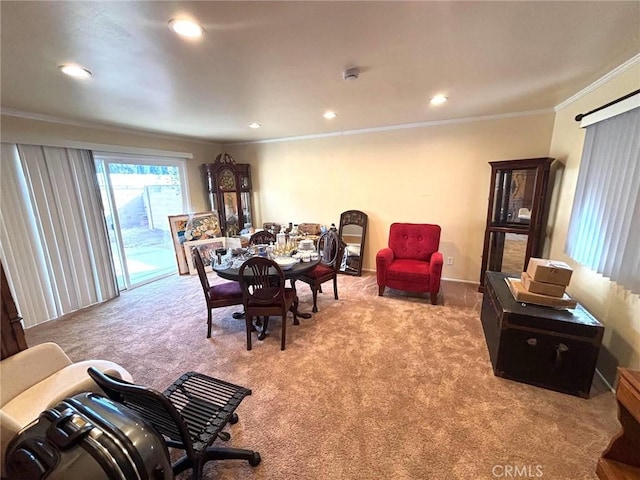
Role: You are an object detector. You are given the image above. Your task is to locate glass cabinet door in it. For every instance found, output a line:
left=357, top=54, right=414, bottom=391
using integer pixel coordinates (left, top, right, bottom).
left=241, top=191, right=252, bottom=227
left=223, top=192, right=239, bottom=235
left=491, top=168, right=537, bottom=226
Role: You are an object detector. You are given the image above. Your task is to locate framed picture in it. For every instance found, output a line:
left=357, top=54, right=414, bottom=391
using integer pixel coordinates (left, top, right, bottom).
left=183, top=238, right=225, bottom=275
left=168, top=212, right=222, bottom=275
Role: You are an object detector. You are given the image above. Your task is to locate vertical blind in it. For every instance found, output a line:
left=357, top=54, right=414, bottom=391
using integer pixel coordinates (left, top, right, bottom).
left=565, top=107, right=640, bottom=294
left=0, top=143, right=118, bottom=327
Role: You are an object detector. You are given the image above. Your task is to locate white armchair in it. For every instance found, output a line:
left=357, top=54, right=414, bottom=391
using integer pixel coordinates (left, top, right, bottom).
left=0, top=342, right=132, bottom=474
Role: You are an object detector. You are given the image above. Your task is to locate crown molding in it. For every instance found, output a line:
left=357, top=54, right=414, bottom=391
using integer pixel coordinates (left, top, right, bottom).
left=2, top=106, right=555, bottom=147
left=0, top=108, right=217, bottom=145
left=555, top=53, right=640, bottom=112
left=227, top=108, right=554, bottom=146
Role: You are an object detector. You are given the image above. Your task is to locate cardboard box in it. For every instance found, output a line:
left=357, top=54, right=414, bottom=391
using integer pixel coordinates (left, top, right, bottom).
left=526, top=258, right=573, bottom=286
left=521, top=272, right=567, bottom=298
left=505, top=277, right=577, bottom=309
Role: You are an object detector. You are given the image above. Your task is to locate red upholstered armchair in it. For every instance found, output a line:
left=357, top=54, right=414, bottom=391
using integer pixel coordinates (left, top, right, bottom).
left=376, top=223, right=444, bottom=304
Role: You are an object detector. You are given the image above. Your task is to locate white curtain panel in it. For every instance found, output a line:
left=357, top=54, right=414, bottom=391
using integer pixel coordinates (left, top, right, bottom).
left=565, top=107, right=640, bottom=294
left=0, top=143, right=118, bottom=327
left=0, top=143, right=57, bottom=325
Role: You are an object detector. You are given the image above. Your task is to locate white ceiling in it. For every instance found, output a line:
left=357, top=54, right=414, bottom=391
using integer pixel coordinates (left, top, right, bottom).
left=1, top=1, right=639, bottom=144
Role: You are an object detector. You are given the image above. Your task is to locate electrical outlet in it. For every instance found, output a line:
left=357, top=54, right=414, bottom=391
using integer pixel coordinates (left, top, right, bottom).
left=446, top=256, right=454, bottom=265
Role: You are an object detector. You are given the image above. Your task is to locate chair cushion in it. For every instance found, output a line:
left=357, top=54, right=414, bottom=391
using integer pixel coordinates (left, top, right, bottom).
left=0, top=342, right=72, bottom=406
left=387, top=259, right=431, bottom=284
left=303, top=264, right=334, bottom=280
left=209, top=281, right=243, bottom=300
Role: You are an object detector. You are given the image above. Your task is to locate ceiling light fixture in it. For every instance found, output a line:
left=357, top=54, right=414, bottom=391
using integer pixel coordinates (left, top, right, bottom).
left=168, top=18, right=204, bottom=38
left=430, top=94, right=448, bottom=106
left=248, top=122, right=262, bottom=129
left=323, top=111, right=337, bottom=119
left=58, top=64, right=92, bottom=79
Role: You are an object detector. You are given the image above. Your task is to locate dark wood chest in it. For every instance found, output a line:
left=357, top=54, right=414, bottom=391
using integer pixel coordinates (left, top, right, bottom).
left=481, top=271, right=604, bottom=398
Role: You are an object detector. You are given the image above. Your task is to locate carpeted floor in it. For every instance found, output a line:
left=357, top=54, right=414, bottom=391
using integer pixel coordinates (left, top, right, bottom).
left=25, top=272, right=619, bottom=480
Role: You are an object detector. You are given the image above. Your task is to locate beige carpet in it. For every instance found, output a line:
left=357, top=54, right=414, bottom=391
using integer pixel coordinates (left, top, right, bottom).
left=25, top=272, right=619, bottom=480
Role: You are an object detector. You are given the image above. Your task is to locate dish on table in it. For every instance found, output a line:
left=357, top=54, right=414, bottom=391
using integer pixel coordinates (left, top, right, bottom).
left=274, top=257, right=298, bottom=270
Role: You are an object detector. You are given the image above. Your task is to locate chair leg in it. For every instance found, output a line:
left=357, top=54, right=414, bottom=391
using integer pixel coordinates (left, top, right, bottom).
left=171, top=456, right=194, bottom=477
left=245, top=316, right=252, bottom=350
left=333, top=277, right=339, bottom=299
left=430, top=292, right=437, bottom=305
left=207, top=308, right=213, bottom=338
left=311, top=287, right=318, bottom=313
left=201, top=446, right=261, bottom=466
left=378, top=285, right=385, bottom=296
left=258, top=317, right=269, bottom=340
left=281, top=313, right=287, bottom=351
left=292, top=298, right=300, bottom=325
left=193, top=459, right=205, bottom=480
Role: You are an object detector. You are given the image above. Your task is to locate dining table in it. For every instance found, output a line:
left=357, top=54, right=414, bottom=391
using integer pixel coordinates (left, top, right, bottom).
left=213, top=257, right=321, bottom=320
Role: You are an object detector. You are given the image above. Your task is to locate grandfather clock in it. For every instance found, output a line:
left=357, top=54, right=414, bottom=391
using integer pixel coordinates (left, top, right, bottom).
left=202, top=153, right=253, bottom=236
left=478, top=157, right=555, bottom=292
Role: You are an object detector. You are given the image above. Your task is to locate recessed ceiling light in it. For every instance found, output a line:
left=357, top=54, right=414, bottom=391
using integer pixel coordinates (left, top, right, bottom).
left=248, top=123, right=262, bottom=129
left=58, top=64, right=92, bottom=79
left=323, top=111, right=337, bottom=119
left=168, top=18, right=204, bottom=38
left=430, top=95, right=448, bottom=106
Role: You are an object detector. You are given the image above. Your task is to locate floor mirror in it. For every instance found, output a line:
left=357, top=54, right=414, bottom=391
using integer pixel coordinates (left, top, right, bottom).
left=338, top=210, right=368, bottom=276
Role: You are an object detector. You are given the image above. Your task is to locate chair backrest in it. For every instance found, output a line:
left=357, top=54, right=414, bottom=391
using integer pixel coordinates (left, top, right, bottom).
left=249, top=230, right=276, bottom=245
left=192, top=247, right=210, bottom=297
left=388, top=223, right=441, bottom=261
left=86, top=367, right=195, bottom=458
left=317, top=230, right=345, bottom=271
left=238, top=257, right=285, bottom=307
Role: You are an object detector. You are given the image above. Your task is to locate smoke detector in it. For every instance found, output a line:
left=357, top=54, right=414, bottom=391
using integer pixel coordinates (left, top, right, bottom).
left=343, top=67, right=360, bottom=81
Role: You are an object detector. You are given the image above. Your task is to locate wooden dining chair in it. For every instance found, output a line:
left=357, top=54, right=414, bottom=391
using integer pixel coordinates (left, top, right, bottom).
left=292, top=230, right=345, bottom=312
left=192, top=248, right=243, bottom=338
left=238, top=257, right=299, bottom=351
left=249, top=230, right=276, bottom=245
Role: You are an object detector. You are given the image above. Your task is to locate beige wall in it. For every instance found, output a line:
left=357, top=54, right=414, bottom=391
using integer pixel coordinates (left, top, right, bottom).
left=1, top=115, right=219, bottom=212
left=226, top=112, right=555, bottom=282
left=2, top=69, right=636, bottom=377
left=548, top=65, right=640, bottom=377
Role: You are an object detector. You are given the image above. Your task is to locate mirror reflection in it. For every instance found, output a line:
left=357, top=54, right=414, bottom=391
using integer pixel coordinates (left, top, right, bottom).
left=338, top=210, right=368, bottom=276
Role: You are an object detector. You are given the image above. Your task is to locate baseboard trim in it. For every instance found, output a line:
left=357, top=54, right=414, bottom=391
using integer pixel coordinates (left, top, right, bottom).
left=442, top=277, right=479, bottom=285
left=361, top=269, right=479, bottom=286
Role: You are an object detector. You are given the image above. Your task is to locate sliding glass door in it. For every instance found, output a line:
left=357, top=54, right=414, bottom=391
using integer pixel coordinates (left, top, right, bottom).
left=94, top=153, right=188, bottom=289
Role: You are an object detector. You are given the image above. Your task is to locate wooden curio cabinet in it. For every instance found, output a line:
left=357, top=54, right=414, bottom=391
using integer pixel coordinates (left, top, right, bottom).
left=202, top=153, right=253, bottom=236
left=478, top=157, right=555, bottom=292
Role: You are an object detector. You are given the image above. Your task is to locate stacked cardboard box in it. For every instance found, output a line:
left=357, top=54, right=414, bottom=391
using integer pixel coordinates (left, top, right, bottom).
left=506, top=258, right=576, bottom=308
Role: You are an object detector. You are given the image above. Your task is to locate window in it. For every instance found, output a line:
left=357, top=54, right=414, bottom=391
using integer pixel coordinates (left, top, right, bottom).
left=565, top=106, right=639, bottom=294
left=93, top=152, right=189, bottom=289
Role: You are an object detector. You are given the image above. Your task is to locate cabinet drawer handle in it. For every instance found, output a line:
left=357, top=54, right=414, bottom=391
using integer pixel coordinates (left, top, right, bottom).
left=555, top=343, right=569, bottom=368
left=526, top=337, right=537, bottom=346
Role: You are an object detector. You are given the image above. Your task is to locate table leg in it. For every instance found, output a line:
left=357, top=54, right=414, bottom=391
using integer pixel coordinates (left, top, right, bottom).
left=290, top=281, right=312, bottom=319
